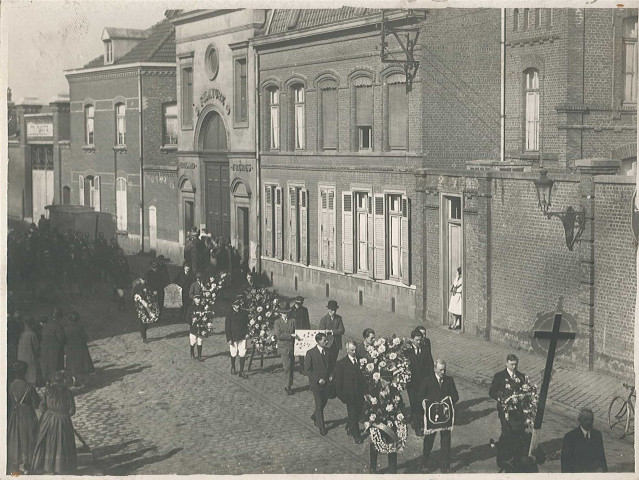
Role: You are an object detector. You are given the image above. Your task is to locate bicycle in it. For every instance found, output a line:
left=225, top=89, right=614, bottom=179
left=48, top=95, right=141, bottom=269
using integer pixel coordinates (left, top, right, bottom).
left=608, top=383, right=635, bottom=439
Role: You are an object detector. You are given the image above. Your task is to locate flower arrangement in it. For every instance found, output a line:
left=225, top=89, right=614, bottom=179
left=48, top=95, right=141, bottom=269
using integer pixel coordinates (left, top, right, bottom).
left=500, top=378, right=539, bottom=430
left=134, top=288, right=160, bottom=324
left=190, top=273, right=229, bottom=337
left=360, top=336, right=412, bottom=453
left=237, top=287, right=280, bottom=353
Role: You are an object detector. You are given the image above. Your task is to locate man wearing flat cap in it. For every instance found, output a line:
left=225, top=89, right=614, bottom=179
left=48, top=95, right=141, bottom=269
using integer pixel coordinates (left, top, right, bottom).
left=318, top=300, right=345, bottom=368
left=292, top=296, right=310, bottom=372
left=274, top=300, right=297, bottom=395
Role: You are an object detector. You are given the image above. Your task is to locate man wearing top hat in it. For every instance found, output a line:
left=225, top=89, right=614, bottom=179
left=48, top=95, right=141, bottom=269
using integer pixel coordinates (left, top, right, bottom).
left=318, top=300, right=345, bottom=368
left=273, top=300, right=297, bottom=395
left=291, top=296, right=310, bottom=372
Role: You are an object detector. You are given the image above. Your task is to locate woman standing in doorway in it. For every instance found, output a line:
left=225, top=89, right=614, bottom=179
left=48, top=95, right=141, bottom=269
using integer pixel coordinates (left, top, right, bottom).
left=448, top=267, right=462, bottom=330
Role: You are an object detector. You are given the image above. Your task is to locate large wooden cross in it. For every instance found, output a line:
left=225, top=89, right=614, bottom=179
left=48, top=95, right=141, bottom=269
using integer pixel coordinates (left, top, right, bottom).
left=528, top=313, right=576, bottom=456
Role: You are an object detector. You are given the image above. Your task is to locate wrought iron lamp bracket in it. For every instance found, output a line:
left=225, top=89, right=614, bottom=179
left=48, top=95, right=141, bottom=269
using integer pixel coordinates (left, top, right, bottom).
left=542, top=205, right=586, bottom=251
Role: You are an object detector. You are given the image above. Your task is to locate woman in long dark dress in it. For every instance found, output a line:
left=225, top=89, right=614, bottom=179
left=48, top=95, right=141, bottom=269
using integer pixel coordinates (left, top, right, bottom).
left=7, top=361, right=41, bottom=474
left=17, top=317, right=43, bottom=387
left=31, top=370, right=77, bottom=474
left=63, top=312, right=94, bottom=387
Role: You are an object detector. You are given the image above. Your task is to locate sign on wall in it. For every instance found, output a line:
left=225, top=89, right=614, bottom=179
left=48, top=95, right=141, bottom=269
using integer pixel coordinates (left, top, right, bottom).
left=27, top=122, right=53, bottom=137
left=294, top=329, right=334, bottom=356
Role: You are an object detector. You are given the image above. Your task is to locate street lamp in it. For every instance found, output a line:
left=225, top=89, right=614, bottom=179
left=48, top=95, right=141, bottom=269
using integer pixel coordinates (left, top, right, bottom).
left=533, top=169, right=586, bottom=251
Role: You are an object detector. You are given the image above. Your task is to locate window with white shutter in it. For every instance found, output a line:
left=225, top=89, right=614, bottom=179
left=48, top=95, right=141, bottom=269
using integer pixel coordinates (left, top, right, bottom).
left=319, top=187, right=336, bottom=269
left=289, top=186, right=298, bottom=262
left=525, top=69, right=540, bottom=151
left=264, top=185, right=274, bottom=257
left=300, top=189, right=308, bottom=265
left=342, top=191, right=353, bottom=273
left=92, top=176, right=101, bottom=211
left=294, top=86, right=305, bottom=149
left=275, top=186, right=283, bottom=259
left=374, top=194, right=386, bottom=279
left=388, top=194, right=402, bottom=279
left=400, top=195, right=410, bottom=285
left=269, top=89, right=280, bottom=150
left=624, top=17, right=638, bottom=103
left=116, top=177, right=127, bottom=231
left=353, top=192, right=370, bottom=274
left=79, top=175, right=85, bottom=205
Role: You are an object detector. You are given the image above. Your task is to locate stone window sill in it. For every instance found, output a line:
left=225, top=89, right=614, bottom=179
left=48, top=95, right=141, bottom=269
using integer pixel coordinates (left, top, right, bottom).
left=116, top=230, right=128, bottom=236
left=113, top=145, right=127, bottom=153
left=160, top=145, right=178, bottom=153
left=82, top=145, right=95, bottom=153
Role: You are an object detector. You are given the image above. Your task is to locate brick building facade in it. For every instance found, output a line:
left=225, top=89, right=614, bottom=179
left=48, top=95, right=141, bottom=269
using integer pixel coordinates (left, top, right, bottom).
left=64, top=12, right=179, bottom=255
left=172, top=10, right=266, bottom=270
left=8, top=90, right=70, bottom=223
left=252, top=8, right=501, bottom=317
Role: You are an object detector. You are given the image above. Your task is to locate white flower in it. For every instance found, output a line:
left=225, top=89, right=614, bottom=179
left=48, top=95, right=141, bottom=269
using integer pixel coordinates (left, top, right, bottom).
left=370, top=350, right=379, bottom=359
left=379, top=361, right=387, bottom=368
left=364, top=421, right=370, bottom=430
left=369, top=414, right=376, bottom=421
left=266, top=311, right=272, bottom=317
left=377, top=345, right=386, bottom=354
left=389, top=353, right=397, bottom=360
left=359, top=358, right=367, bottom=365
left=366, top=363, right=375, bottom=372
left=258, top=316, right=262, bottom=321
left=394, top=396, right=401, bottom=402
left=249, top=319, right=255, bottom=325
left=370, top=397, right=378, bottom=405
left=257, top=306, right=263, bottom=313
left=397, top=413, right=404, bottom=421
left=379, top=338, right=386, bottom=344
left=393, top=337, right=401, bottom=346
left=386, top=404, right=394, bottom=412
left=372, top=372, right=381, bottom=381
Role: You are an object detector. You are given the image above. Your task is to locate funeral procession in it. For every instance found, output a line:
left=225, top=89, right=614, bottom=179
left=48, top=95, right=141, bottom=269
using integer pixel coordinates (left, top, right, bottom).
left=4, top=3, right=638, bottom=476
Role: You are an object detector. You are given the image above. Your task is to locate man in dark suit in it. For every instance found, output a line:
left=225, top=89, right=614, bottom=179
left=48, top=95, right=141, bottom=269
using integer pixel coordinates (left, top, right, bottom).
left=405, top=328, right=435, bottom=436
left=356, top=328, right=376, bottom=361
left=174, top=262, right=195, bottom=321
left=561, top=408, right=607, bottom=473
left=305, top=332, right=334, bottom=436
left=188, top=272, right=205, bottom=301
left=489, top=354, right=527, bottom=433
left=318, top=300, right=345, bottom=367
left=292, top=296, right=310, bottom=372
left=420, top=359, right=459, bottom=473
left=416, top=325, right=434, bottom=361
left=225, top=301, right=249, bottom=378
left=40, top=308, right=67, bottom=384
left=333, top=340, right=366, bottom=444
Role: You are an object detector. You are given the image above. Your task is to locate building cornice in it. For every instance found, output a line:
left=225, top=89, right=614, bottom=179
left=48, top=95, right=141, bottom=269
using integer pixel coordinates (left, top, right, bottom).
left=170, top=9, right=240, bottom=26
left=64, top=62, right=176, bottom=77
left=251, top=10, right=405, bottom=49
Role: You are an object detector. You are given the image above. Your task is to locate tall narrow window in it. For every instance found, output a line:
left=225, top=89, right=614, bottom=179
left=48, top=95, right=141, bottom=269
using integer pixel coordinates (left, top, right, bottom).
left=181, top=66, right=193, bottom=127
left=269, top=88, right=280, bottom=150
left=105, top=41, right=113, bottom=64
left=534, top=9, right=541, bottom=29
left=320, top=86, right=338, bottom=150
left=523, top=9, right=529, bottom=30
left=163, top=103, right=178, bottom=145
left=115, top=103, right=126, bottom=146
left=293, top=86, right=305, bottom=149
left=234, top=57, right=248, bottom=123
left=85, top=105, right=94, bottom=146
left=355, top=192, right=370, bottom=273
left=319, top=187, right=336, bottom=269
left=355, top=86, right=373, bottom=150
left=116, top=177, right=127, bottom=231
left=388, top=79, right=408, bottom=150
left=623, top=17, right=638, bottom=103
left=525, top=69, right=540, bottom=151
left=388, top=194, right=402, bottom=279
left=513, top=9, right=519, bottom=31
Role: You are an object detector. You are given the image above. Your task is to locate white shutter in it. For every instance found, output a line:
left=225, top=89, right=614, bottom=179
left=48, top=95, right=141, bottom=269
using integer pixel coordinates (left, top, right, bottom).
left=271, top=105, right=279, bottom=149
left=289, top=187, right=298, bottom=261
left=300, top=189, right=308, bottom=265
left=93, top=176, right=101, bottom=211
left=342, top=191, right=354, bottom=273
left=400, top=195, right=410, bottom=285
left=328, top=190, right=335, bottom=269
left=265, top=186, right=273, bottom=256
left=79, top=175, right=85, bottom=205
left=116, top=178, right=128, bottom=231
left=320, top=189, right=329, bottom=267
left=275, top=186, right=283, bottom=260
left=367, top=195, right=374, bottom=278
left=295, top=104, right=305, bottom=149
left=374, top=194, right=386, bottom=280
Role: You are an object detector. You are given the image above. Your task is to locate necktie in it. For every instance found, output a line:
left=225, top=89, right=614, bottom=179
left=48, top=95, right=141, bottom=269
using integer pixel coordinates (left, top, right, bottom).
left=439, top=377, right=443, bottom=388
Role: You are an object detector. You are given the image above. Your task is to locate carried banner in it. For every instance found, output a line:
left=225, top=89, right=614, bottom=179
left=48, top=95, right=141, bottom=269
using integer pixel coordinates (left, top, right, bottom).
left=423, top=396, right=455, bottom=435
left=164, top=283, right=183, bottom=308
left=294, top=329, right=334, bottom=356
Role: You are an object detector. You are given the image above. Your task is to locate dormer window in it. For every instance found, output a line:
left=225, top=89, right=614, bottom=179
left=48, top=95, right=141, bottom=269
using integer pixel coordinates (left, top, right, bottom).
left=105, top=41, right=113, bottom=64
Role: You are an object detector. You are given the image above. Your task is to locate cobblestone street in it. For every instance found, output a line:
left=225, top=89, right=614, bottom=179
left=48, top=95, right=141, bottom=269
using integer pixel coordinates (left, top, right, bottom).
left=14, top=272, right=634, bottom=475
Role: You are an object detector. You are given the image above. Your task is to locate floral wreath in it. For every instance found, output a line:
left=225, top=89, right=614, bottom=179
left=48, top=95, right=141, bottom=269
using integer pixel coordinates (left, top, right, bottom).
left=190, top=273, right=228, bottom=337
left=500, top=377, right=539, bottom=430
left=237, top=286, right=280, bottom=354
left=134, top=288, right=160, bottom=324
left=359, top=336, right=412, bottom=453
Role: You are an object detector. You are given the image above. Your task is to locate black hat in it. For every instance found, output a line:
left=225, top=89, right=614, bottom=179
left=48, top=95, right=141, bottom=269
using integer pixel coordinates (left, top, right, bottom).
left=279, top=300, right=293, bottom=313
left=294, top=296, right=304, bottom=303
left=327, top=300, right=339, bottom=310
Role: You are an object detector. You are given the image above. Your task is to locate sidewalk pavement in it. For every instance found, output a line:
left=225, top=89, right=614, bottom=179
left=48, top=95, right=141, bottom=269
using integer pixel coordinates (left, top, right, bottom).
left=126, top=254, right=632, bottom=423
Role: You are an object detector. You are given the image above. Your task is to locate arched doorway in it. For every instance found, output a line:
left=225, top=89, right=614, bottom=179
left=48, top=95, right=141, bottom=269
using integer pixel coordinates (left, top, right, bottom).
left=232, top=179, right=251, bottom=263
left=179, top=178, right=196, bottom=244
left=197, top=110, right=230, bottom=242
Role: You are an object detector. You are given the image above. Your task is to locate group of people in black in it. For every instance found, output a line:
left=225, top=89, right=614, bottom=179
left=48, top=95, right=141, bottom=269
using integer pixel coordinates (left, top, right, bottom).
left=183, top=227, right=247, bottom=280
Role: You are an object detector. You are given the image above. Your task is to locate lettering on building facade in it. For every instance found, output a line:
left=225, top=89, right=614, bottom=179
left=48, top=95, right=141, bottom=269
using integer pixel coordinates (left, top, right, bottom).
left=231, top=163, right=253, bottom=173
left=179, top=162, right=197, bottom=169
left=195, top=87, right=231, bottom=117
left=27, top=123, right=53, bottom=137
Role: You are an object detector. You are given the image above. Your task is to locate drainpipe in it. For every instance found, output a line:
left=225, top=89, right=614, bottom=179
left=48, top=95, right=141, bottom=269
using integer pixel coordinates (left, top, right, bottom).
left=500, top=8, right=506, bottom=163
left=254, top=46, right=262, bottom=274
left=138, top=67, right=145, bottom=252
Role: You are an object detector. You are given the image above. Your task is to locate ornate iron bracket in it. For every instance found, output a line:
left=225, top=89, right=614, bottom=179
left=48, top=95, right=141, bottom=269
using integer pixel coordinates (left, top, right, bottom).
left=380, top=11, right=423, bottom=92
left=543, top=205, right=586, bottom=251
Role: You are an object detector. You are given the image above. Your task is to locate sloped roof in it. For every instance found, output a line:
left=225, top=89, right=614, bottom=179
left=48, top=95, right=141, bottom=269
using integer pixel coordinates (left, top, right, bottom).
left=269, top=8, right=380, bottom=34
left=102, top=28, right=149, bottom=40
left=82, top=15, right=176, bottom=69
